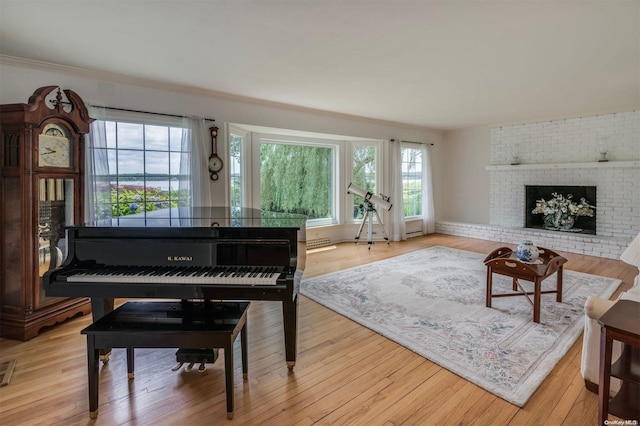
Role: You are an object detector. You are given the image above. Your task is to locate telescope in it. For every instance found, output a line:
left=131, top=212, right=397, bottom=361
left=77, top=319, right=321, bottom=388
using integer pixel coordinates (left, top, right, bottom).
left=347, top=182, right=392, bottom=211
left=347, top=182, right=391, bottom=249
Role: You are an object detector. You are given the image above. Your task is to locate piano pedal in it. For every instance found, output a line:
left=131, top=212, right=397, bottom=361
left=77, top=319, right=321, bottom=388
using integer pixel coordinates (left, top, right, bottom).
left=173, top=348, right=219, bottom=372
left=99, top=351, right=111, bottom=364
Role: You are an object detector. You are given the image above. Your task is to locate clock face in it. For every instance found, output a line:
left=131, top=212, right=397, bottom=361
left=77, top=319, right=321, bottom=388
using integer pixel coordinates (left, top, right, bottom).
left=38, top=124, right=72, bottom=168
left=208, top=155, right=223, bottom=172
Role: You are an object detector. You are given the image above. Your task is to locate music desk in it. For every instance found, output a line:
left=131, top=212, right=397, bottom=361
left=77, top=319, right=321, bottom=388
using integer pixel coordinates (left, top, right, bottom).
left=81, top=301, right=249, bottom=420
left=484, top=246, right=567, bottom=323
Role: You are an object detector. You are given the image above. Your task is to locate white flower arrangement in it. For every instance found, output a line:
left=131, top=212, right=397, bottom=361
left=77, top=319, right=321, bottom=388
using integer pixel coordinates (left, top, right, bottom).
left=532, top=192, right=595, bottom=230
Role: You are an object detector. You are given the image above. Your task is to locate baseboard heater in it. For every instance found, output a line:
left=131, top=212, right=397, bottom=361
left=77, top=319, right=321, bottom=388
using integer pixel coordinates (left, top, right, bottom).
left=306, top=238, right=332, bottom=249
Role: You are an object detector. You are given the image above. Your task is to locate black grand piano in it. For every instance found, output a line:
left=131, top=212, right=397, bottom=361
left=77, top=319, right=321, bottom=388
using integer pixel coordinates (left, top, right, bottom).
left=43, top=207, right=306, bottom=369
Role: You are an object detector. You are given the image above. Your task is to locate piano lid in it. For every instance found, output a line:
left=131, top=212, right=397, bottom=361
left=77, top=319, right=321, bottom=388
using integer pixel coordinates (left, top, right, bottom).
left=85, top=207, right=307, bottom=229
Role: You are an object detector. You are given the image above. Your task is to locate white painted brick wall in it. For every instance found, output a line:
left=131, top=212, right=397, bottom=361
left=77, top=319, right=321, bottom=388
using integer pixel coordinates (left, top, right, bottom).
left=489, top=111, right=639, bottom=238
left=488, top=166, right=640, bottom=239
left=435, top=221, right=629, bottom=259
left=490, top=111, right=640, bottom=165
left=438, top=111, right=639, bottom=258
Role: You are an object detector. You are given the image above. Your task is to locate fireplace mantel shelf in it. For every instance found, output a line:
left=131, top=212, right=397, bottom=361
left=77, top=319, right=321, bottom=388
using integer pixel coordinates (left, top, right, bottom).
left=485, top=160, right=640, bottom=171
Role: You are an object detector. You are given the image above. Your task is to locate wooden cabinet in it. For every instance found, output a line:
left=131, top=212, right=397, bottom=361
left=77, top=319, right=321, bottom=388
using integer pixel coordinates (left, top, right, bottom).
left=0, top=86, right=93, bottom=340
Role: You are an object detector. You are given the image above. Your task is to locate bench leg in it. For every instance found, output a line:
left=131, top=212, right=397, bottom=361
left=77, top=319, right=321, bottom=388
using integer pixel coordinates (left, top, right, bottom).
left=224, top=338, right=234, bottom=419
left=127, top=348, right=135, bottom=379
left=86, top=334, right=99, bottom=419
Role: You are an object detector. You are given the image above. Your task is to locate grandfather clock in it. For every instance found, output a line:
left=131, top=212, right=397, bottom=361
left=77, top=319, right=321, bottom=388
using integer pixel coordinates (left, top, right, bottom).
left=0, top=86, right=93, bottom=340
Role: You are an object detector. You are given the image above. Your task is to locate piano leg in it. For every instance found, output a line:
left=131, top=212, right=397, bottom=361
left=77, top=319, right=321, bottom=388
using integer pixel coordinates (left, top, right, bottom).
left=282, top=296, right=299, bottom=370
left=91, top=298, right=114, bottom=363
left=91, top=297, right=114, bottom=320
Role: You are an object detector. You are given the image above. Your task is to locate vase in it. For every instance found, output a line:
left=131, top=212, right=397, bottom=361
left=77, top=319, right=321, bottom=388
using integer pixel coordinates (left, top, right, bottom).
left=516, top=240, right=539, bottom=262
left=559, top=216, right=575, bottom=230
left=543, top=214, right=575, bottom=231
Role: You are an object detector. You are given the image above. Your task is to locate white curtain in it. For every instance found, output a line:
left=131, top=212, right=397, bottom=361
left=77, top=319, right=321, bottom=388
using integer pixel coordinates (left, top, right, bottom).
left=390, top=139, right=406, bottom=241
left=180, top=117, right=212, bottom=208
left=178, top=118, right=213, bottom=226
left=389, top=139, right=436, bottom=240
left=422, top=144, right=436, bottom=234
left=85, top=107, right=112, bottom=225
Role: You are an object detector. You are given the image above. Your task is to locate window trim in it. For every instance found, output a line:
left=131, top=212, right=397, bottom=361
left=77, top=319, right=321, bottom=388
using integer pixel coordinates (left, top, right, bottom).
left=347, top=140, right=383, bottom=223
left=251, top=133, right=341, bottom=227
left=228, top=123, right=385, bottom=229
left=401, top=142, right=426, bottom=220
left=87, top=109, right=190, bottom=225
left=228, top=124, right=251, bottom=210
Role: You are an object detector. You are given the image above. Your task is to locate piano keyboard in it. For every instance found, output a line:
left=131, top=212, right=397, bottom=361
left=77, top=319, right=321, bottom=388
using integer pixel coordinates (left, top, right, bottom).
left=66, top=266, right=283, bottom=286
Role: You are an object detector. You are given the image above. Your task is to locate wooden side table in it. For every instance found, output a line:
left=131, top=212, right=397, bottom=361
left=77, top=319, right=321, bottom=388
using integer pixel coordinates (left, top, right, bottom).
left=598, top=300, right=640, bottom=425
left=484, top=246, right=567, bottom=323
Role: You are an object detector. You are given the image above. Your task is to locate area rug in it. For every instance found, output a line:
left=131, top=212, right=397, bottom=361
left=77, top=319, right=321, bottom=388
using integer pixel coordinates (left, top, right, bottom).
left=300, top=246, right=621, bottom=406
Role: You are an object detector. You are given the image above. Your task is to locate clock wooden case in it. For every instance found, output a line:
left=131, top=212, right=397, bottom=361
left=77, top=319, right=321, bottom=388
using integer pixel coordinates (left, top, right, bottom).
left=0, top=86, right=94, bottom=340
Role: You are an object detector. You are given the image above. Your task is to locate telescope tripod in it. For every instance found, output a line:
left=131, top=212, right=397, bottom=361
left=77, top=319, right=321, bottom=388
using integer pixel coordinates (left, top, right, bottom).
left=354, top=201, right=389, bottom=250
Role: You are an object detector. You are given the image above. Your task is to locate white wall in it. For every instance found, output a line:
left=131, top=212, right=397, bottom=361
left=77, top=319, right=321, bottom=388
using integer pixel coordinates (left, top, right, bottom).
left=0, top=58, right=444, bottom=243
left=437, top=127, right=491, bottom=224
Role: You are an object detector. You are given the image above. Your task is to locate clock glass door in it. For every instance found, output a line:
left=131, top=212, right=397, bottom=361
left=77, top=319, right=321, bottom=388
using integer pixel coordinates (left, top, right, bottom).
left=36, top=177, right=75, bottom=308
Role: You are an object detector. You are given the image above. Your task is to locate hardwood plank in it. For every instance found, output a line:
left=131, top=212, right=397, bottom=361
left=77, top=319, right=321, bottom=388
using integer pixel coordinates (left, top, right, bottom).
left=0, top=233, right=633, bottom=425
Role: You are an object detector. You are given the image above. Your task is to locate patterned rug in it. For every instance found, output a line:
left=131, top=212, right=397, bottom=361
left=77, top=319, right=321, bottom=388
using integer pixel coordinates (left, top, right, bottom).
left=301, top=246, right=621, bottom=406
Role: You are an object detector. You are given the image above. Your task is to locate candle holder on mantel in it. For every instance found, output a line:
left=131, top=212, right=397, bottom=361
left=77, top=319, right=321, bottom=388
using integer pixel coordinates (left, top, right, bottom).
left=598, top=152, right=609, bottom=162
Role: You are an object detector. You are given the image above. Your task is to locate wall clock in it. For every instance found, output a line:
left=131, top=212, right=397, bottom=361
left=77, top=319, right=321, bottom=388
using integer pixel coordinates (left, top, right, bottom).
left=208, top=126, right=223, bottom=180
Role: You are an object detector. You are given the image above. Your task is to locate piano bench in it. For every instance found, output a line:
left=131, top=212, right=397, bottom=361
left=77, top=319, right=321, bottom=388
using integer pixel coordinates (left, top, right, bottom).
left=81, top=301, right=249, bottom=420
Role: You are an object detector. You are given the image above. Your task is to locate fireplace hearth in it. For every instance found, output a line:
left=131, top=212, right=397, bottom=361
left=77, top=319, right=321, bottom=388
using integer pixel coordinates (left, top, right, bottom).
left=525, top=185, right=597, bottom=234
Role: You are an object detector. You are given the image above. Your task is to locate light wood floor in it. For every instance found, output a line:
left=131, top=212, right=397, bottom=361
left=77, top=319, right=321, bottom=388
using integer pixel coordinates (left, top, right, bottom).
left=0, top=234, right=636, bottom=425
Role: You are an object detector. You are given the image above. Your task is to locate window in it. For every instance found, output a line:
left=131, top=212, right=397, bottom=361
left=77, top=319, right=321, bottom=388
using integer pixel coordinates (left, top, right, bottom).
left=351, top=143, right=379, bottom=220
left=229, top=128, right=247, bottom=211
left=257, top=137, right=336, bottom=224
left=89, top=116, right=189, bottom=224
left=231, top=124, right=382, bottom=228
left=401, top=144, right=424, bottom=218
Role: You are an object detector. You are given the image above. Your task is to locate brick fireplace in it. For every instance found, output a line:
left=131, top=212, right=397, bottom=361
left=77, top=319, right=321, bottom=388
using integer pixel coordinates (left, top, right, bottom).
left=525, top=185, right=596, bottom=235
left=437, top=111, right=639, bottom=259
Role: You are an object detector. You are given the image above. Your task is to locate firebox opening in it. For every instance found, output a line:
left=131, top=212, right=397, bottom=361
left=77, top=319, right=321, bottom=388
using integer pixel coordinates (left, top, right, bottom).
left=525, top=185, right=597, bottom=234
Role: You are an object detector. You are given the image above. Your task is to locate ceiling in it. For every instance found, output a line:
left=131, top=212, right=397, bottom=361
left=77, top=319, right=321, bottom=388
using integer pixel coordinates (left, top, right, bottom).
left=1, top=0, right=638, bottom=131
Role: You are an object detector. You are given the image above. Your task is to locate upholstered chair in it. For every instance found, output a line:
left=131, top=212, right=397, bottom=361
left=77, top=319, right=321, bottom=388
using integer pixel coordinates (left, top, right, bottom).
left=580, top=234, right=640, bottom=395
left=580, top=232, right=640, bottom=395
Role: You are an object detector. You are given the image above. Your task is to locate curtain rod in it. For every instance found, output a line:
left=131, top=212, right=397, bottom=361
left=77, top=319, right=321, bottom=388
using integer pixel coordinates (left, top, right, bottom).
left=96, top=106, right=215, bottom=123
left=391, top=139, right=434, bottom=146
